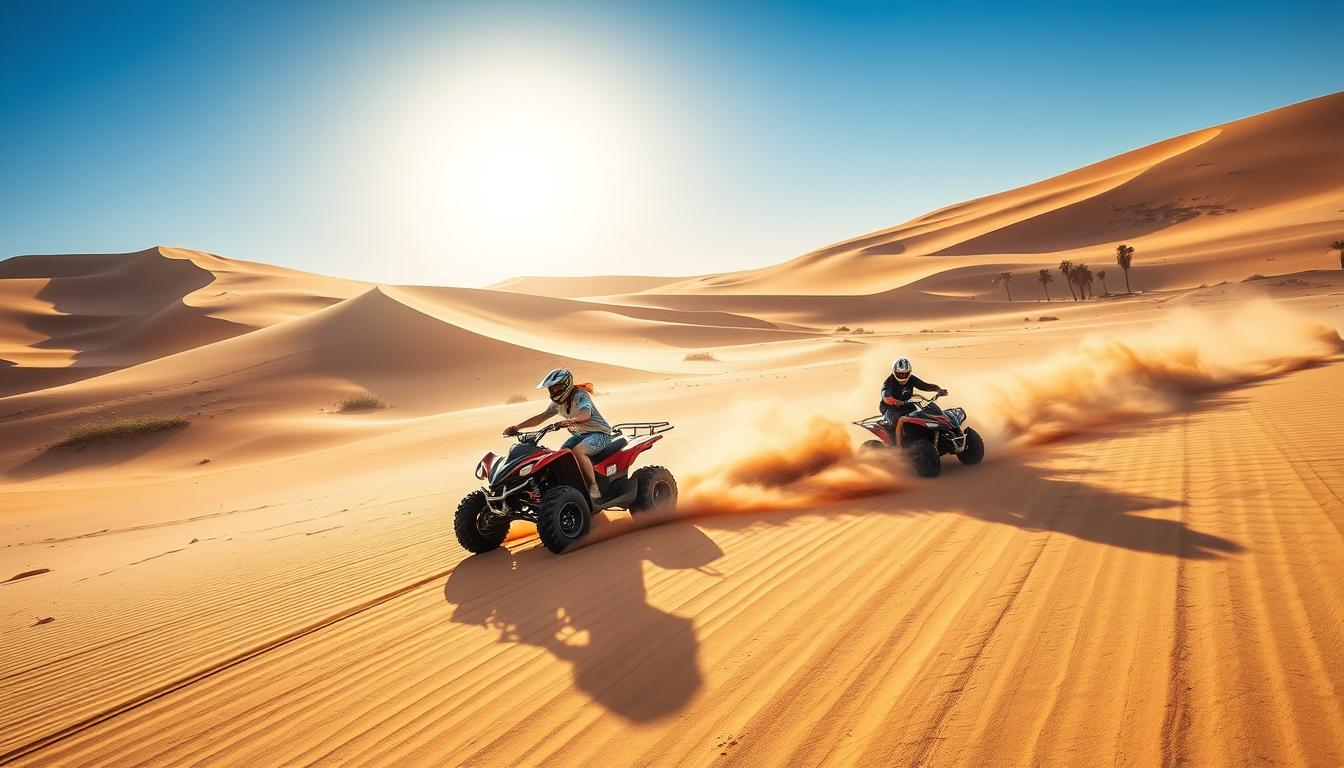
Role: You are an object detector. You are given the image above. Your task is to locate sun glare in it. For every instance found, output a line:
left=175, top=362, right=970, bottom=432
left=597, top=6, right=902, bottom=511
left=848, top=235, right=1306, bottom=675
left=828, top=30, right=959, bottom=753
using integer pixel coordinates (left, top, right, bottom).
left=377, top=57, right=649, bottom=284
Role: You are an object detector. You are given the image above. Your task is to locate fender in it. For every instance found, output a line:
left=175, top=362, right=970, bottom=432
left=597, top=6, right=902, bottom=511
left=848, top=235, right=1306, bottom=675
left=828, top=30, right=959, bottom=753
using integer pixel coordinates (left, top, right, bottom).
left=861, top=422, right=892, bottom=445
left=492, top=446, right=551, bottom=484
left=529, top=447, right=576, bottom=475
left=896, top=416, right=941, bottom=448
left=598, top=434, right=665, bottom=475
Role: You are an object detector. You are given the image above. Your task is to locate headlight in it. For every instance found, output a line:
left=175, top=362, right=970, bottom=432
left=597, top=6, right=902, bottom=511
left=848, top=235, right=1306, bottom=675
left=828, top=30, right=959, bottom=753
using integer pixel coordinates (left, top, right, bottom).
left=519, top=462, right=536, bottom=477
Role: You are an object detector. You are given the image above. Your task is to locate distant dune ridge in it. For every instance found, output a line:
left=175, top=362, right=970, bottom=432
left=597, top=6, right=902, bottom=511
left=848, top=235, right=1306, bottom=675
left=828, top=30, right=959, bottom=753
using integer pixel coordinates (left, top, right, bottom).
left=631, top=91, right=1344, bottom=298
left=2, top=93, right=1344, bottom=767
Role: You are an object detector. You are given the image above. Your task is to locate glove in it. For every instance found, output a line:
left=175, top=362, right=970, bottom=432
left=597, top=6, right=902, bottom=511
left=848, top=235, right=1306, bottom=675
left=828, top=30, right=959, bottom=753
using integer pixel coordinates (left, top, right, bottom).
left=502, top=425, right=519, bottom=436
left=938, top=389, right=949, bottom=396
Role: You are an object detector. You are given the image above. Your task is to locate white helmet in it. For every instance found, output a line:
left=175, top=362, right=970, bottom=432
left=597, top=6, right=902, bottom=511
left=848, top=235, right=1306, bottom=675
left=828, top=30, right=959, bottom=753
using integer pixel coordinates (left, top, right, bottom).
left=537, top=368, right=574, bottom=403
left=892, top=358, right=912, bottom=383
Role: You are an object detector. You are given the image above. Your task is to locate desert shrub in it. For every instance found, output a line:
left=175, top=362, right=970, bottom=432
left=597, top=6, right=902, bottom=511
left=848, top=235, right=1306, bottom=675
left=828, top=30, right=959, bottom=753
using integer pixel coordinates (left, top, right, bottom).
left=54, top=416, right=188, bottom=448
left=337, top=391, right=387, bottom=412
left=834, top=325, right=851, bottom=333
left=684, top=351, right=717, bottom=361
left=505, top=393, right=527, bottom=404
left=1038, top=316, right=1060, bottom=322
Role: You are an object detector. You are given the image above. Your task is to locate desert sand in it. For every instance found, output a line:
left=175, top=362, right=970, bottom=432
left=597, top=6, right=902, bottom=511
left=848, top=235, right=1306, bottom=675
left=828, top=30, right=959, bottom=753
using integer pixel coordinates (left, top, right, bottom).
left=2, top=93, right=1343, bottom=767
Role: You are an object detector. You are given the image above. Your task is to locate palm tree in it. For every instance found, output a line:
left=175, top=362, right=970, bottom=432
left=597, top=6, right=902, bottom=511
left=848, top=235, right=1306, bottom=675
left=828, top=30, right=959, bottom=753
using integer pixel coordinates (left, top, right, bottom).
left=1098, top=269, right=1109, bottom=296
left=1331, top=240, right=1344, bottom=270
left=1082, top=268, right=1095, bottom=299
left=993, top=271, right=1014, bottom=302
left=1059, top=260, right=1078, bottom=301
left=1037, top=268, right=1054, bottom=301
left=1072, top=262, right=1091, bottom=299
left=1116, top=244, right=1135, bottom=293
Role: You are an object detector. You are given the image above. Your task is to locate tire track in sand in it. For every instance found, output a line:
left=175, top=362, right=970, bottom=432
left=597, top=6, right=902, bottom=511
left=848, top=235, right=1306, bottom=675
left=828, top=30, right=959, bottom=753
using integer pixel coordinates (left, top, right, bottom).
left=0, top=562, right=459, bottom=765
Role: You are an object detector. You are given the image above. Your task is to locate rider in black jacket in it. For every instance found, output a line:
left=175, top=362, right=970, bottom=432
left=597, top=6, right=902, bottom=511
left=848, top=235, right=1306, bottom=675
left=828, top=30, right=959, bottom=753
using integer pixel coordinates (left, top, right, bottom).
left=881, top=357, right=947, bottom=439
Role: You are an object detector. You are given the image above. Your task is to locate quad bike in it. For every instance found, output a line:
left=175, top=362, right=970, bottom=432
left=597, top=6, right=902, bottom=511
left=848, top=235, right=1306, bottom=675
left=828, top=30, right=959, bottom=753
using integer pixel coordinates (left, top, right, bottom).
left=852, top=393, right=984, bottom=478
left=455, top=421, right=677, bottom=554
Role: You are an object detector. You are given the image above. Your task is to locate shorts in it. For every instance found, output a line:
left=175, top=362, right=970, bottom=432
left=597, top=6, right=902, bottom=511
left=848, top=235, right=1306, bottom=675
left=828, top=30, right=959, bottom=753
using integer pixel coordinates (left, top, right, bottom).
left=561, top=431, right=612, bottom=453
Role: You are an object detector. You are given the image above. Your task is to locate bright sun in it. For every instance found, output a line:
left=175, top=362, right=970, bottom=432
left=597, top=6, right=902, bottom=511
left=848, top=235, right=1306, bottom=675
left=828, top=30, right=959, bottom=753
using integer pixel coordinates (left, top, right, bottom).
left=377, top=58, right=647, bottom=284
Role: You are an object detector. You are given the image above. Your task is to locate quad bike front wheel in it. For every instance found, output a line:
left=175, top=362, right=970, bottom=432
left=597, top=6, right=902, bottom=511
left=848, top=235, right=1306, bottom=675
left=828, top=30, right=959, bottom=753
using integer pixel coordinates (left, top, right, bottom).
left=631, top=465, right=678, bottom=514
left=537, top=485, right=591, bottom=554
left=454, top=490, right=509, bottom=553
left=906, top=437, right=941, bottom=478
left=958, top=428, right=985, bottom=465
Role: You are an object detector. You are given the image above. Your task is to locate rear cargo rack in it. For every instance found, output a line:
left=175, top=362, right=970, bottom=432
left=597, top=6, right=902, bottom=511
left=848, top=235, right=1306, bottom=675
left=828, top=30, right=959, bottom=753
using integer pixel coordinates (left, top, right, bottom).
left=611, top=421, right=674, bottom=437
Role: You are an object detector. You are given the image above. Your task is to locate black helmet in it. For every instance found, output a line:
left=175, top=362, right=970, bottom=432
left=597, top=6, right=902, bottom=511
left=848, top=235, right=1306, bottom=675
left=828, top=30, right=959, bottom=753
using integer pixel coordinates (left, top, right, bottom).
left=537, top=368, right=574, bottom=403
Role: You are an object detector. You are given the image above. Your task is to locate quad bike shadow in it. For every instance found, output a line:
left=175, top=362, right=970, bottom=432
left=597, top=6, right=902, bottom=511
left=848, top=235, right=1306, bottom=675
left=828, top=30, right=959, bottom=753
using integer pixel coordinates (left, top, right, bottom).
left=443, top=522, right=723, bottom=722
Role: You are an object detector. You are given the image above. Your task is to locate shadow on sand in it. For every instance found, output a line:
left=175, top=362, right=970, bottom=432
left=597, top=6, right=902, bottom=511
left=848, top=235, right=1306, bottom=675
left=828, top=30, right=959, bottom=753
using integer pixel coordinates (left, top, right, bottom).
left=439, top=438, right=1242, bottom=721
left=684, top=456, right=1243, bottom=560
left=443, top=521, right=723, bottom=723
left=6, top=426, right=189, bottom=480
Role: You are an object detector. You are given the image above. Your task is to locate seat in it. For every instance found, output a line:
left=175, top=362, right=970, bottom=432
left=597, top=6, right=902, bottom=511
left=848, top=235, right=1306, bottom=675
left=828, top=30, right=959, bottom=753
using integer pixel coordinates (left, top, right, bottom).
left=589, top=437, right=628, bottom=464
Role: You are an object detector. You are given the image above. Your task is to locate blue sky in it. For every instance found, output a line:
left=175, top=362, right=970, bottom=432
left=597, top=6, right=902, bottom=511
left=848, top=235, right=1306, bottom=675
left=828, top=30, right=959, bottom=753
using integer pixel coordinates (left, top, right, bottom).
left=2, top=1, right=1340, bottom=286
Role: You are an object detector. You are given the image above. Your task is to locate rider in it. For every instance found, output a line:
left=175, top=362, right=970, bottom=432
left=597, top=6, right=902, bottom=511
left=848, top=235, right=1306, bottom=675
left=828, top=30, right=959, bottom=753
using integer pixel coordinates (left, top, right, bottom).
left=881, top=357, right=948, bottom=441
left=503, top=368, right=613, bottom=502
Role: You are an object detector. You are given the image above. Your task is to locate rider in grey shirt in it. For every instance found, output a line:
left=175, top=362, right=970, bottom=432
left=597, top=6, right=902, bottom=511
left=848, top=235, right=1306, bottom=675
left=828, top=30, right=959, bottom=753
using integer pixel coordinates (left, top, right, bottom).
left=504, top=369, right=614, bottom=501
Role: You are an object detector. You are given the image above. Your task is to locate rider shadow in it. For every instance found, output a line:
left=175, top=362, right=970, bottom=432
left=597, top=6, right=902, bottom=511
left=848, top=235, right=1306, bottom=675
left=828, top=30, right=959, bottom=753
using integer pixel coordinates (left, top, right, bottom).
left=443, top=521, right=723, bottom=722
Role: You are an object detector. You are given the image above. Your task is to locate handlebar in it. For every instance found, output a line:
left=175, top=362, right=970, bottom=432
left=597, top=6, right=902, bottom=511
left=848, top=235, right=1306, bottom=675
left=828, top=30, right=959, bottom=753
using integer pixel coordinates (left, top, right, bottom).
left=512, top=422, right=564, bottom=443
left=509, top=420, right=675, bottom=442
left=910, top=392, right=945, bottom=404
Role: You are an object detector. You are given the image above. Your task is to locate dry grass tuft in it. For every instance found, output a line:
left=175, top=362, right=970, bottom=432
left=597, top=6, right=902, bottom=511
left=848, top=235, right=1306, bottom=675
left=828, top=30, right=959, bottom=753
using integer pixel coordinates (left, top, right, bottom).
left=505, top=394, right=527, bottom=404
left=337, top=392, right=387, bottom=412
left=54, top=416, right=188, bottom=448
left=684, top=351, right=717, bottom=361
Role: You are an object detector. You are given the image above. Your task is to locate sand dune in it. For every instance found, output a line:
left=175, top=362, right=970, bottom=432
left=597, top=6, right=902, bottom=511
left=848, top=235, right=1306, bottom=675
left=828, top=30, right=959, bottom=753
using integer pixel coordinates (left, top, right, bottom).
left=3, top=94, right=1344, bottom=767
left=0, top=285, right=665, bottom=479
left=651, top=91, right=1344, bottom=296
left=0, top=247, right=366, bottom=396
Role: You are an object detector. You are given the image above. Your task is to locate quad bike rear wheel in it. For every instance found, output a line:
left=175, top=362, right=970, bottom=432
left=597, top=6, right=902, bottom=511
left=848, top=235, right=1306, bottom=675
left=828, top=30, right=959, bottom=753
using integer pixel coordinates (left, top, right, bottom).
left=958, top=428, right=985, bottom=465
left=906, top=437, right=941, bottom=478
left=537, top=485, right=591, bottom=554
left=631, top=465, right=678, bottom=514
left=454, top=490, right=509, bottom=553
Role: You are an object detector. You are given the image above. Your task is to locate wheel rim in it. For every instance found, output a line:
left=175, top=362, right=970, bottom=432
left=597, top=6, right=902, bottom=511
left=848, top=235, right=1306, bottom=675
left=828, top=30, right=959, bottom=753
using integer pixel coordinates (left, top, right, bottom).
left=558, top=501, right=584, bottom=538
left=475, top=510, right=500, bottom=536
left=652, top=481, right=672, bottom=508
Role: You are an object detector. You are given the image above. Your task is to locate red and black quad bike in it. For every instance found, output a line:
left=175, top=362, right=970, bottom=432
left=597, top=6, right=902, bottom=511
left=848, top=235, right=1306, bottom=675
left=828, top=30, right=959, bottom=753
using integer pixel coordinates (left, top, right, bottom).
left=853, top=393, right=984, bottom=478
left=455, top=422, right=678, bottom=555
